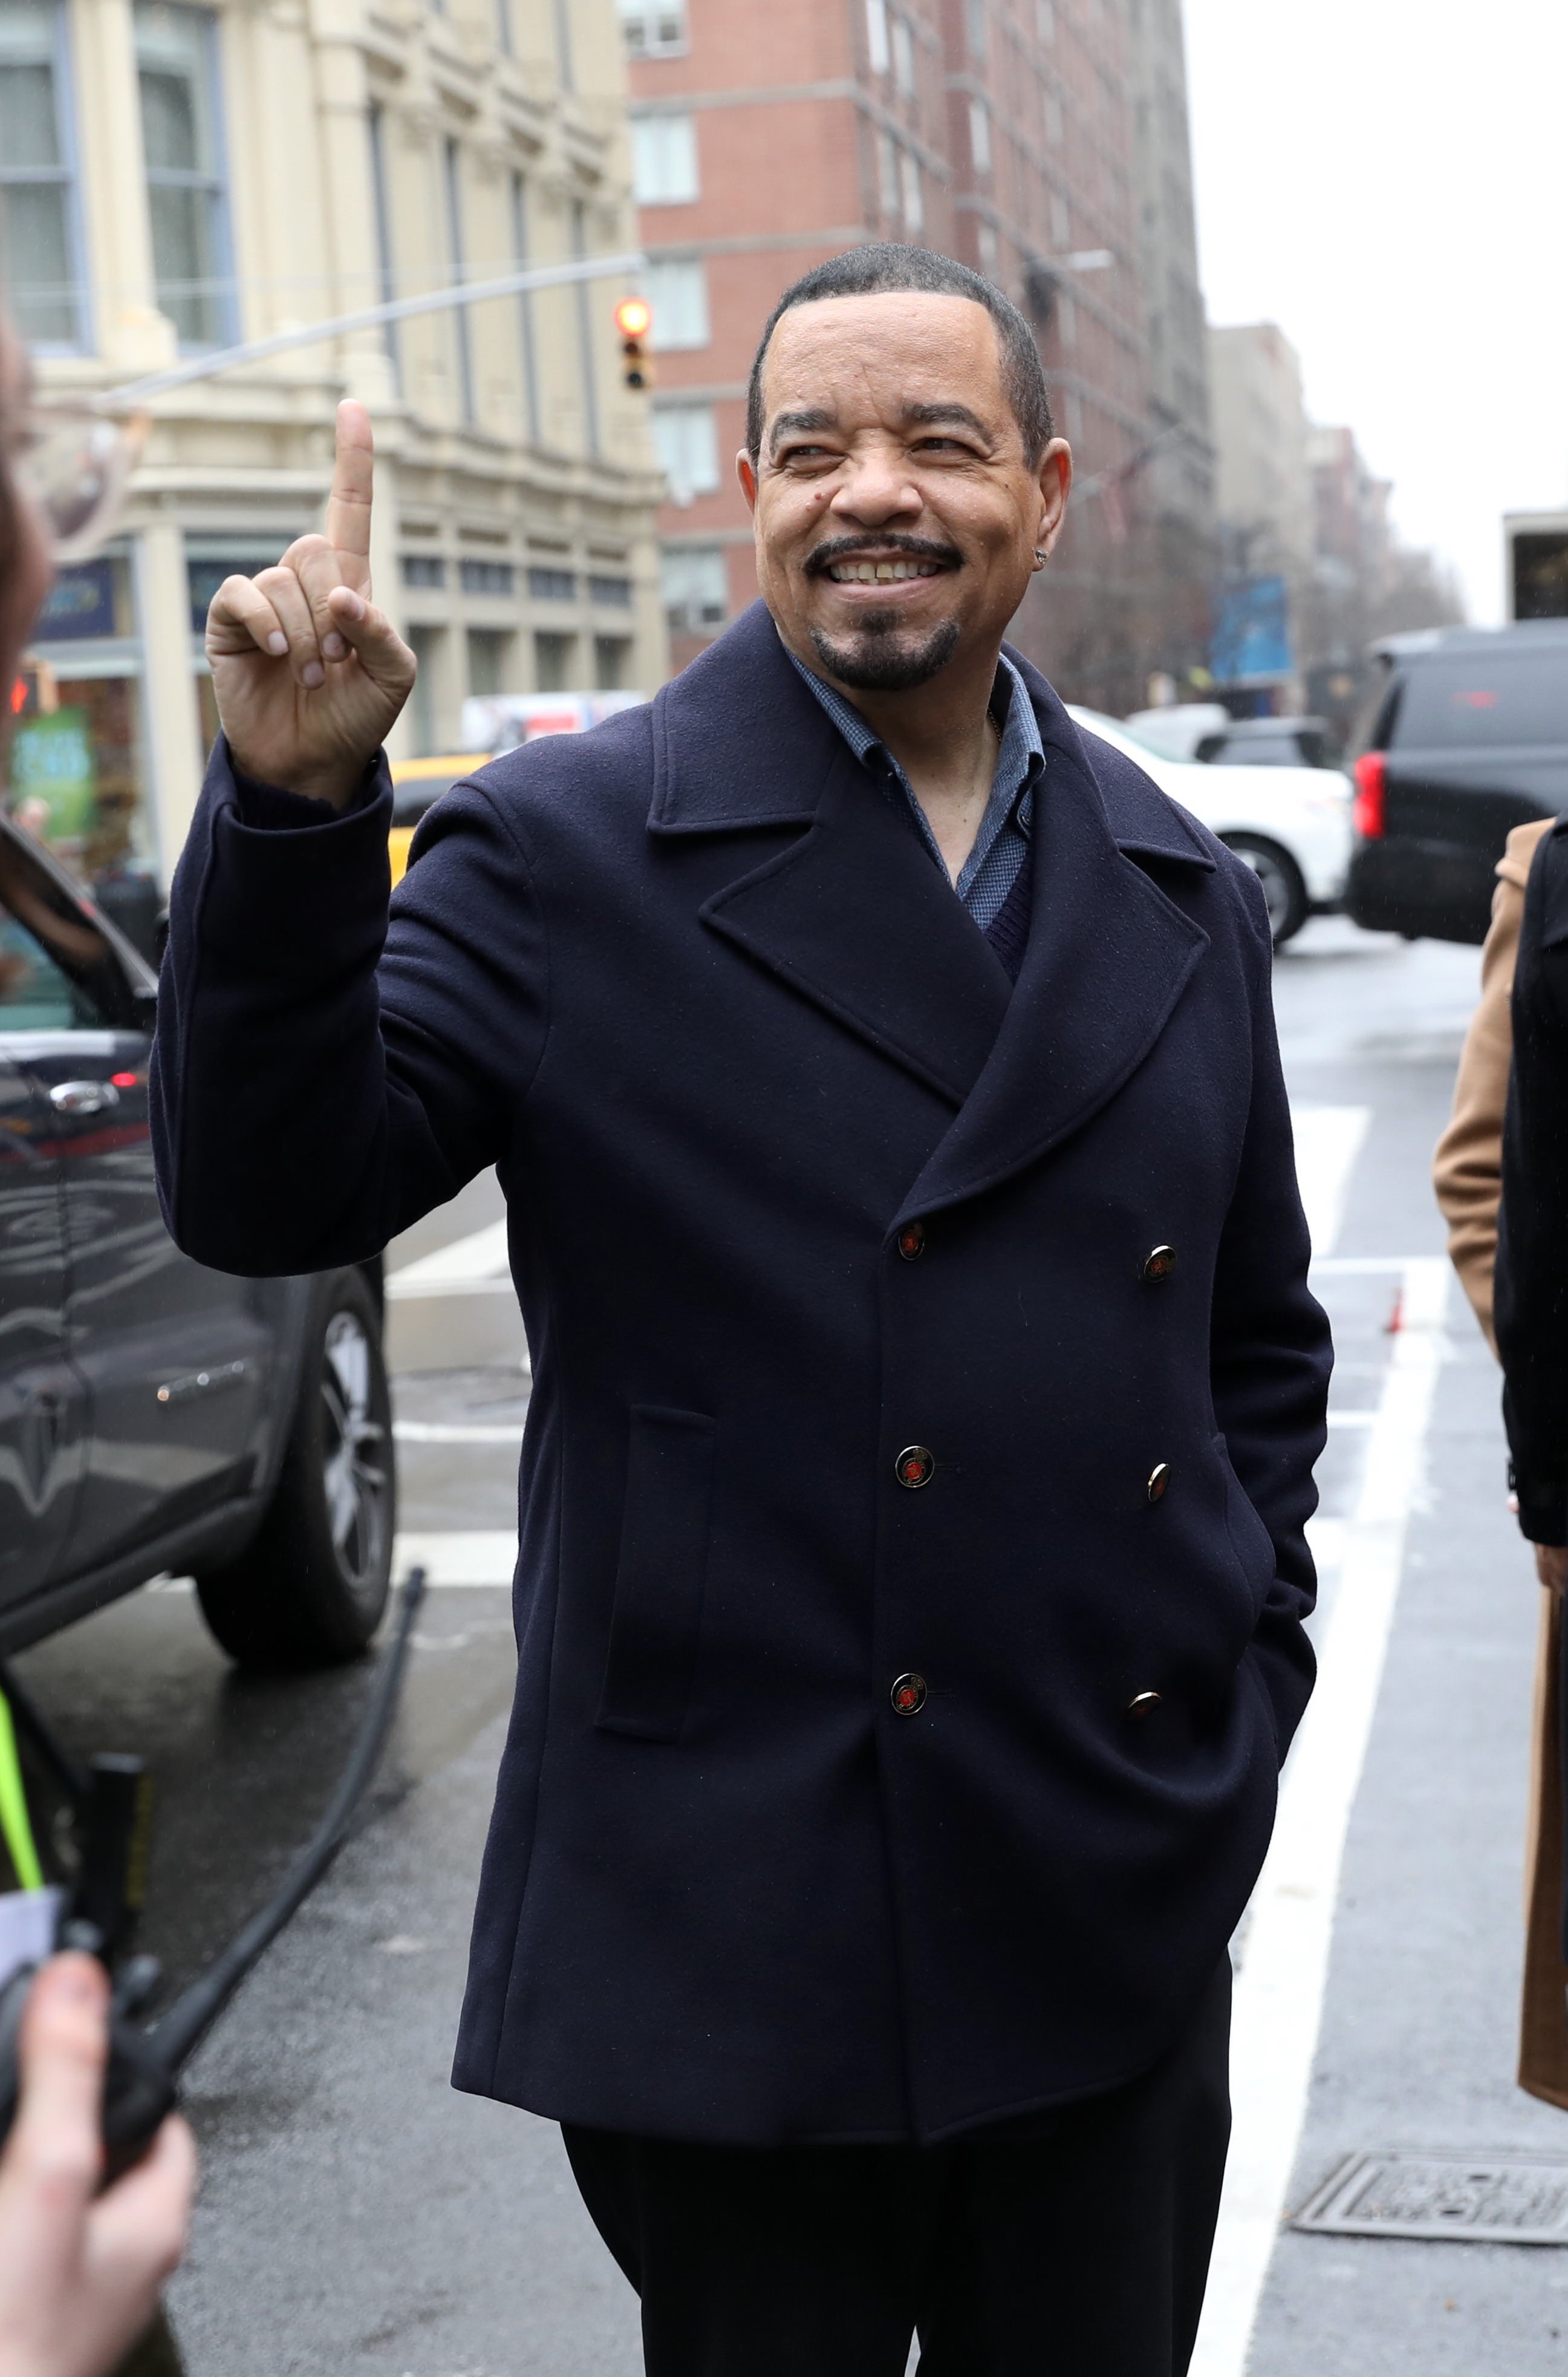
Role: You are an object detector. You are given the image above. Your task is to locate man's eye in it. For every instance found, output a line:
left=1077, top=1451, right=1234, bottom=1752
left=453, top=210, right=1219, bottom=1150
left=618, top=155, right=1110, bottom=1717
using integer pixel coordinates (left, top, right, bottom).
left=782, top=445, right=834, bottom=463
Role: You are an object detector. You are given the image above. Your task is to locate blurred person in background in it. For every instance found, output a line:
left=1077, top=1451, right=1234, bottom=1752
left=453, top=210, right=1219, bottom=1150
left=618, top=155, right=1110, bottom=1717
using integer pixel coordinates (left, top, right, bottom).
left=1481, top=816, right=1568, bottom=2113
left=1, top=308, right=197, bottom=2377
left=152, top=246, right=1329, bottom=2376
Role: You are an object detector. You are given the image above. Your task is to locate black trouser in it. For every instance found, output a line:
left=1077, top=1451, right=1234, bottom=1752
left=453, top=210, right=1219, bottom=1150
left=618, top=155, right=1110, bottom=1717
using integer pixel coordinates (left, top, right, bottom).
left=563, top=1956, right=1232, bottom=2377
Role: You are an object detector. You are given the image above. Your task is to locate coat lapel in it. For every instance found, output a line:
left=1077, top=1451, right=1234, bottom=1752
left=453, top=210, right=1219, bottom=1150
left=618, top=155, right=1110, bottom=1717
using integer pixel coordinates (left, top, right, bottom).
left=653, top=604, right=1013, bottom=1107
left=894, top=677, right=1214, bottom=1226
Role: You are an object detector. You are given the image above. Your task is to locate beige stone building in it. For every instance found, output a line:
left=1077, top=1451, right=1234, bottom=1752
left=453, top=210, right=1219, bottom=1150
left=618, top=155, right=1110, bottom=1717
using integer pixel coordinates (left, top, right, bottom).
left=2, top=0, right=666, bottom=920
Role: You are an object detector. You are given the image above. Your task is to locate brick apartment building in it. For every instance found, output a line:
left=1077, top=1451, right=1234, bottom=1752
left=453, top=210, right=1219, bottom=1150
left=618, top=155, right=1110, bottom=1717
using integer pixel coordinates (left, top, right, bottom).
left=622, top=0, right=1214, bottom=708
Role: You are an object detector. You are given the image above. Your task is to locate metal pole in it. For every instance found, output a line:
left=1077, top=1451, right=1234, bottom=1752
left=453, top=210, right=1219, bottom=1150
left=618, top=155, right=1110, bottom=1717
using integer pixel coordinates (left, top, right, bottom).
left=102, top=250, right=646, bottom=407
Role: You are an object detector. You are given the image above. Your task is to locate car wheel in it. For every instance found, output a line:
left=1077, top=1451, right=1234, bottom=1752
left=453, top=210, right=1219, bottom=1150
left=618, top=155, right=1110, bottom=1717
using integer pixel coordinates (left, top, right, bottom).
left=194, top=1269, right=395, bottom=1670
left=1220, top=835, right=1310, bottom=947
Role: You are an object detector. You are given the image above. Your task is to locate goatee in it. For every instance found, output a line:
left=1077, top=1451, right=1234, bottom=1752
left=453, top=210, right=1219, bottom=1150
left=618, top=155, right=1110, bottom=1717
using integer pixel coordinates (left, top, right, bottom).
left=808, top=615, right=961, bottom=692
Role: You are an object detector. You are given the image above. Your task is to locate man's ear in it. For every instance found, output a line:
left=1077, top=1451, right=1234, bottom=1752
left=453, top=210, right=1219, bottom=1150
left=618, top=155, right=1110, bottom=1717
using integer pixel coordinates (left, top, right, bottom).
left=737, top=451, right=759, bottom=513
left=1036, top=437, right=1073, bottom=555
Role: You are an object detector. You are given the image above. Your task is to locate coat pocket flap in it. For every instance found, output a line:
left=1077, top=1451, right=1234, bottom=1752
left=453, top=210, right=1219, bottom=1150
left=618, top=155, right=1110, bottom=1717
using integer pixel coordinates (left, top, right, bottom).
left=597, top=1406, right=716, bottom=1743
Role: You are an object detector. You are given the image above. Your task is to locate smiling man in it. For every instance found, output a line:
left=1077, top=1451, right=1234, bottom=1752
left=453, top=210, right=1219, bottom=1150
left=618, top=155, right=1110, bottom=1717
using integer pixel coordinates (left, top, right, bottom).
left=152, top=244, right=1330, bottom=2376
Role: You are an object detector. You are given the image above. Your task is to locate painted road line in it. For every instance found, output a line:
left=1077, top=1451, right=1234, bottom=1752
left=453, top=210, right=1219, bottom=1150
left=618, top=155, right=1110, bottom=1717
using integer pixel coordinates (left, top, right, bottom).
left=386, top=1217, right=510, bottom=1299
left=1290, top=1105, right=1371, bottom=1259
left=1189, top=1254, right=1449, bottom=2377
left=394, top=1530, right=516, bottom=1585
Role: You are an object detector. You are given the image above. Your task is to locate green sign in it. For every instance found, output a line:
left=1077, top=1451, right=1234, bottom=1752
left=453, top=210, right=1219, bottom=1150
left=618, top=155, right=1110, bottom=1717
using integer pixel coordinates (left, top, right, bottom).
left=8, top=708, right=96, bottom=841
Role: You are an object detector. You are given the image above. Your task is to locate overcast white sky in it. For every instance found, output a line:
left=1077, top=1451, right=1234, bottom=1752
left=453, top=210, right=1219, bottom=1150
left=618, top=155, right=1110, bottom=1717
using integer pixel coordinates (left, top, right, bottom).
left=1182, top=0, right=1568, bottom=622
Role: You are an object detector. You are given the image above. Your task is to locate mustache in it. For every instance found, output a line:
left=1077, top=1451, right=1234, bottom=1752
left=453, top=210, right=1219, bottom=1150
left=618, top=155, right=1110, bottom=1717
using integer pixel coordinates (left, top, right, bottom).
left=802, top=534, right=963, bottom=578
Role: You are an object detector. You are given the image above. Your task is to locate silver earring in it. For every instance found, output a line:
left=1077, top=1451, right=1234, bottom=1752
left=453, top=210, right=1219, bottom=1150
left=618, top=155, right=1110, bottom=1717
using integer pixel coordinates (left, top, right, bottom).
left=1032, top=548, right=1049, bottom=570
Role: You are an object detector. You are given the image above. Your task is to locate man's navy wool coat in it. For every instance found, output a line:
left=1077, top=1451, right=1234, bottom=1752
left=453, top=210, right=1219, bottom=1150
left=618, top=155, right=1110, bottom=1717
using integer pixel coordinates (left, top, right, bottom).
left=152, top=601, right=1331, bottom=2145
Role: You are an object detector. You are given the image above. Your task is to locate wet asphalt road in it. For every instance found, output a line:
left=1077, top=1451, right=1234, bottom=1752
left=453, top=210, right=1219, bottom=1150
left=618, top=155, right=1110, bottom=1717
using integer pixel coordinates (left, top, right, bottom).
left=15, top=916, right=1568, bottom=2373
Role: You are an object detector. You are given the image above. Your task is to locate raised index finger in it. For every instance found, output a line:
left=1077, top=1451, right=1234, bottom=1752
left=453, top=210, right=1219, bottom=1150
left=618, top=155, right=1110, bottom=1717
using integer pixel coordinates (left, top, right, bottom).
left=324, top=399, right=374, bottom=595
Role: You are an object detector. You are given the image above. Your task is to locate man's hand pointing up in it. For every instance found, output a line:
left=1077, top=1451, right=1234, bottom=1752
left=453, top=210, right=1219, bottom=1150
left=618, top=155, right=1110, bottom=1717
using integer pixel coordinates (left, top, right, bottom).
left=206, top=400, right=415, bottom=807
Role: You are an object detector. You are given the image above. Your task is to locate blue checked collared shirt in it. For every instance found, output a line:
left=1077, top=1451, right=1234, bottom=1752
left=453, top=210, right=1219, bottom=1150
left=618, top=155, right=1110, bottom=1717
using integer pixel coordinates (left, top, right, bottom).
left=786, top=644, right=1044, bottom=933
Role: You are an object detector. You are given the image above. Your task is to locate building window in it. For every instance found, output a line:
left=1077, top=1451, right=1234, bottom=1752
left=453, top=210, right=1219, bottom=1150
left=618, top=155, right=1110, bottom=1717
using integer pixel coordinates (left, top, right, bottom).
left=405, top=623, right=444, bottom=756
left=135, top=2, right=233, bottom=349
left=529, top=565, right=577, bottom=601
left=619, top=0, right=685, bottom=56
left=969, top=98, right=992, bottom=176
left=534, top=630, right=575, bottom=691
left=965, top=0, right=988, bottom=58
left=865, top=0, right=889, bottom=73
left=466, top=627, right=511, bottom=697
left=632, top=114, right=698, bottom=206
left=594, top=636, right=631, bottom=690
left=1035, top=0, right=1055, bottom=37
left=891, top=14, right=914, bottom=93
left=495, top=0, right=512, bottom=53
left=662, top=546, right=727, bottom=639
left=590, top=573, right=633, bottom=607
left=0, top=1, right=86, bottom=350
left=402, top=553, right=446, bottom=587
left=460, top=559, right=515, bottom=596
left=644, top=258, right=708, bottom=351
left=899, top=149, right=923, bottom=235
left=444, top=138, right=475, bottom=425
left=652, top=403, right=719, bottom=507
left=877, top=131, right=900, bottom=223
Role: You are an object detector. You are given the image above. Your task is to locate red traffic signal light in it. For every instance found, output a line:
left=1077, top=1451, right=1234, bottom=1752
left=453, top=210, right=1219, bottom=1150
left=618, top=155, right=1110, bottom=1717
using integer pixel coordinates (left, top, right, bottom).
left=614, top=296, right=653, bottom=390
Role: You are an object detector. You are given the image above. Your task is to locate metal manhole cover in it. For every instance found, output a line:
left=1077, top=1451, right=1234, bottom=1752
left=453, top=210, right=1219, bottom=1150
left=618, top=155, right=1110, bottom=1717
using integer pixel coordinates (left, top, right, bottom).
left=1293, top=2151, right=1568, bottom=2245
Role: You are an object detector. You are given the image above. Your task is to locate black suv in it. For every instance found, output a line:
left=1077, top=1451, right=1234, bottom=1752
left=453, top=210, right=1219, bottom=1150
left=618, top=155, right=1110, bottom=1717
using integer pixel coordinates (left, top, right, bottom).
left=1345, top=624, right=1568, bottom=944
left=0, top=814, right=394, bottom=1668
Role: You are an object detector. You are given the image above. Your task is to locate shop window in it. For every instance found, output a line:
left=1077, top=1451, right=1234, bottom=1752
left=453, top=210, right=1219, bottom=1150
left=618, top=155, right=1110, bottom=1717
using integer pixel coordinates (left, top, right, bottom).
left=644, top=258, right=708, bottom=353
left=619, top=0, right=685, bottom=55
left=466, top=628, right=511, bottom=699
left=529, top=565, right=577, bottom=602
left=534, top=632, right=576, bottom=693
left=652, top=403, right=719, bottom=507
left=661, top=546, right=727, bottom=640
left=135, top=2, right=235, bottom=349
left=0, top=0, right=86, bottom=350
left=632, top=114, right=698, bottom=206
left=593, top=637, right=630, bottom=692
left=187, top=546, right=300, bottom=632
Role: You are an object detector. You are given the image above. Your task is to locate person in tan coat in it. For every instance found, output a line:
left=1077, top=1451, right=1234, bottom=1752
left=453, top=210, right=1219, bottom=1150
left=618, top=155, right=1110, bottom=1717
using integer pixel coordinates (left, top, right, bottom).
left=1433, top=812, right=1567, bottom=2108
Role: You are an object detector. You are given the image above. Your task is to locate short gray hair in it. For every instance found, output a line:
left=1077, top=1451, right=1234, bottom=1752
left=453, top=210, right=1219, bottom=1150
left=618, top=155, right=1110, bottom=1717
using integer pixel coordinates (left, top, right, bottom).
left=746, top=244, right=1053, bottom=468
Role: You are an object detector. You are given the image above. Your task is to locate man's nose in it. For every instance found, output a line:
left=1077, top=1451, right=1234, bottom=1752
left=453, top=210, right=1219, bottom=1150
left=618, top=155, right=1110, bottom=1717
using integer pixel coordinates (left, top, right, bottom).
left=829, top=450, right=922, bottom=526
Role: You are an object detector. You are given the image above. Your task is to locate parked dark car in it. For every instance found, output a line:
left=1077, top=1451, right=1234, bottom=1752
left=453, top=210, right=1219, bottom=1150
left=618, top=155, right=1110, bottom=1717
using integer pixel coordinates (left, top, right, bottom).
left=1195, top=716, right=1341, bottom=771
left=1344, top=624, right=1568, bottom=944
left=0, top=813, right=394, bottom=1668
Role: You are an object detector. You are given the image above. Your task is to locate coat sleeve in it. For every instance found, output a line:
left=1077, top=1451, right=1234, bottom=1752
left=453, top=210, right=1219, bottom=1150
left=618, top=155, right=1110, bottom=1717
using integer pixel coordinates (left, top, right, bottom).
left=1433, top=818, right=1553, bottom=1355
left=1497, top=819, right=1568, bottom=1546
left=150, top=734, right=549, bottom=1276
left=1210, top=871, right=1333, bottom=1761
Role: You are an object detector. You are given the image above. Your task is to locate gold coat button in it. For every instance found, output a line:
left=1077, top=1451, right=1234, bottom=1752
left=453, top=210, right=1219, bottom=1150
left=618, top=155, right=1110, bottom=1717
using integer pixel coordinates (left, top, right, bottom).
left=1147, top=1462, right=1171, bottom=1504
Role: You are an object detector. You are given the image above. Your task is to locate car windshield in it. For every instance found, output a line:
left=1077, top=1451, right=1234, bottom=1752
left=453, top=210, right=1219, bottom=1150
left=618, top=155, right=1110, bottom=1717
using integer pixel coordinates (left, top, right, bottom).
left=1070, top=708, right=1167, bottom=760
left=1394, top=650, right=1568, bottom=749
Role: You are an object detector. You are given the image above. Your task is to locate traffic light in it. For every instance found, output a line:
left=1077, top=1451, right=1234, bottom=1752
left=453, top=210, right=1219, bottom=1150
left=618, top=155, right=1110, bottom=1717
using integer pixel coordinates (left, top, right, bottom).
left=615, top=296, right=653, bottom=391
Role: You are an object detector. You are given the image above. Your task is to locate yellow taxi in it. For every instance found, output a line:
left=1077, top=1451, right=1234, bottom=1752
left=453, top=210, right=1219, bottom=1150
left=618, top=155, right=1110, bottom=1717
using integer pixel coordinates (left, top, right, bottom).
left=388, top=755, right=480, bottom=884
